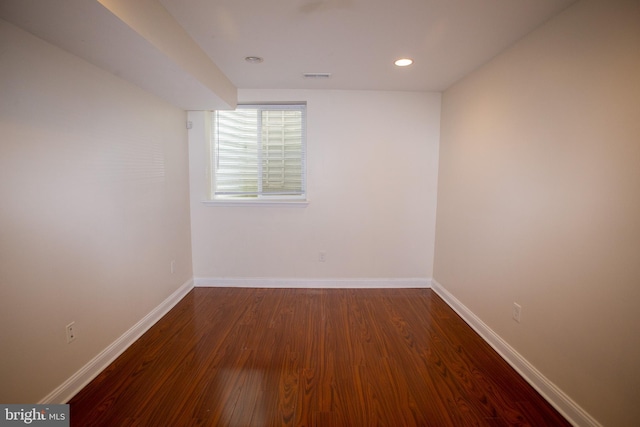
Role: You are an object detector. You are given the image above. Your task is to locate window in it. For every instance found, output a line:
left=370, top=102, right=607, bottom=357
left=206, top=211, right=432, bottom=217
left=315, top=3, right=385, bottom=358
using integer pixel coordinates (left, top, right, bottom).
left=211, top=103, right=307, bottom=202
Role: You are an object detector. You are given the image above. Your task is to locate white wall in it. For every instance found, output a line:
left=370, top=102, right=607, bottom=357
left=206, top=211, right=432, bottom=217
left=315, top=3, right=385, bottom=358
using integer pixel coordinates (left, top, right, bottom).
left=434, top=1, right=640, bottom=425
left=189, top=89, right=440, bottom=282
left=0, top=19, right=193, bottom=402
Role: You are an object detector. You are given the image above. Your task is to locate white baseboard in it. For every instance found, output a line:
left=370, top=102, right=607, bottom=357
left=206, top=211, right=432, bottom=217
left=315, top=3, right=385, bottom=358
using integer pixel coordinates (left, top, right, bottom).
left=430, top=279, right=601, bottom=427
left=195, top=277, right=431, bottom=289
left=40, top=279, right=194, bottom=404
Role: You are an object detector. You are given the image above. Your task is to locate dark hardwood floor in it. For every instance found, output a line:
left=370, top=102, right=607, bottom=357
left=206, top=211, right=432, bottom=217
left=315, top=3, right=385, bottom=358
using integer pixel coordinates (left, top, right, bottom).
left=68, top=288, right=571, bottom=426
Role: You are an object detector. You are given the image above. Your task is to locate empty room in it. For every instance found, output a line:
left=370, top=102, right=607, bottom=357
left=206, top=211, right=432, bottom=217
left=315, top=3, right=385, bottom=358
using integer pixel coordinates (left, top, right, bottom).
left=1, top=0, right=638, bottom=426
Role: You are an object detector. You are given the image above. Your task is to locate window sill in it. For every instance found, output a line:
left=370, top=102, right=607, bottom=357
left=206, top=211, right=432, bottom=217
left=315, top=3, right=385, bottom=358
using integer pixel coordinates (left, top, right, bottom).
left=201, top=199, right=309, bottom=207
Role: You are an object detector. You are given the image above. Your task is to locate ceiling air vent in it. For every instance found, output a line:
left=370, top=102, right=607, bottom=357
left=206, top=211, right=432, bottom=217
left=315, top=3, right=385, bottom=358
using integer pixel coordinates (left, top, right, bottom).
left=303, top=72, right=332, bottom=79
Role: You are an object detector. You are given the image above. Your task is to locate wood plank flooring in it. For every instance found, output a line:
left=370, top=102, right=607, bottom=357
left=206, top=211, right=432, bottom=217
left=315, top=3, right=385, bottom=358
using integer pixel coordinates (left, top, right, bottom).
left=68, top=288, right=571, bottom=426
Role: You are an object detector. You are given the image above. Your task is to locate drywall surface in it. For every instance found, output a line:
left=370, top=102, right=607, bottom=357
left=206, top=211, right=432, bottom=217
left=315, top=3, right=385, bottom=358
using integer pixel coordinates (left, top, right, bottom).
left=189, top=89, right=440, bottom=280
left=0, top=19, right=193, bottom=402
left=434, top=0, right=640, bottom=425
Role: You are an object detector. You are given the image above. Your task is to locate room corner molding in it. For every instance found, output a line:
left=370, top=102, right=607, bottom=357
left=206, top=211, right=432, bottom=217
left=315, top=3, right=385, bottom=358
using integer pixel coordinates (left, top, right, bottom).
left=429, top=279, right=602, bottom=427
left=40, top=279, right=195, bottom=404
left=194, top=277, right=432, bottom=289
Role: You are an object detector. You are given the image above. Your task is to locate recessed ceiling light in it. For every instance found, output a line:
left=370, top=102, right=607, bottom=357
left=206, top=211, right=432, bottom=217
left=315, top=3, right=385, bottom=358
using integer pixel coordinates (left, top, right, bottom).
left=394, top=58, right=414, bottom=67
left=245, top=56, right=264, bottom=64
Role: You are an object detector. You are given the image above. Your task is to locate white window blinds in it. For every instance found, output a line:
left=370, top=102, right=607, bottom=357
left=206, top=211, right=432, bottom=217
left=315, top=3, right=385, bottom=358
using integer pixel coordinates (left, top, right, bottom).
left=212, top=104, right=306, bottom=200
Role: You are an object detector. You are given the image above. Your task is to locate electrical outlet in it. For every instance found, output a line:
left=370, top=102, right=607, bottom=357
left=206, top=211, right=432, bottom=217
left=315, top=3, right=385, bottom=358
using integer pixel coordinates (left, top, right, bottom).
left=512, top=303, right=522, bottom=323
left=319, top=251, right=326, bottom=262
left=66, top=322, right=76, bottom=343
left=170, top=260, right=176, bottom=274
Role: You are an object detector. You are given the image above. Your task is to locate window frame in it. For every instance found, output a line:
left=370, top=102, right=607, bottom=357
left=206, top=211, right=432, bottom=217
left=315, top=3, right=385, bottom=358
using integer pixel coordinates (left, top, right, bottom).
left=207, top=102, right=308, bottom=206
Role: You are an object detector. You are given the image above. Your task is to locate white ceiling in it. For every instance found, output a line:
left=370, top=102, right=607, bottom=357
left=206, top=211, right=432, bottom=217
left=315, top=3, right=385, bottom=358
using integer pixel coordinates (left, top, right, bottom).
left=1, top=0, right=577, bottom=108
left=158, top=0, right=576, bottom=91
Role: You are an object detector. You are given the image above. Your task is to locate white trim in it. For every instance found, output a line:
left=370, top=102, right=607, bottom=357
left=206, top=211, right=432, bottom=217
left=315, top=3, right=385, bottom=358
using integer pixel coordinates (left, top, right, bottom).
left=202, top=199, right=309, bottom=207
left=195, top=277, right=431, bottom=289
left=430, top=279, right=601, bottom=427
left=40, top=279, right=194, bottom=404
